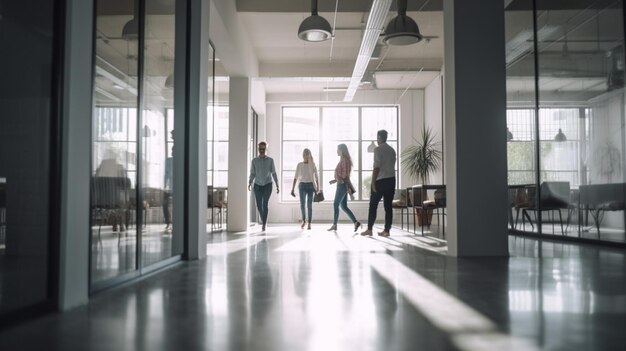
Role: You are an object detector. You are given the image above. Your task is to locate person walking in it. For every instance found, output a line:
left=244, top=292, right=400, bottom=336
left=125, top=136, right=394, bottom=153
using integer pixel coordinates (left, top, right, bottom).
left=328, top=144, right=361, bottom=232
left=361, top=130, right=396, bottom=237
left=248, top=141, right=279, bottom=231
left=290, top=148, right=319, bottom=230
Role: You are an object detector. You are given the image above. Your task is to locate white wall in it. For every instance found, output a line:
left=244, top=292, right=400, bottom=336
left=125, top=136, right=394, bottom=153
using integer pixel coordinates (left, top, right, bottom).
left=263, top=89, right=425, bottom=224
left=424, top=74, right=444, bottom=185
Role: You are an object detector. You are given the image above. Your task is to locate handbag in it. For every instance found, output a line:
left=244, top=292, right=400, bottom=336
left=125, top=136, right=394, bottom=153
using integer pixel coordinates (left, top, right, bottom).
left=313, top=190, right=325, bottom=202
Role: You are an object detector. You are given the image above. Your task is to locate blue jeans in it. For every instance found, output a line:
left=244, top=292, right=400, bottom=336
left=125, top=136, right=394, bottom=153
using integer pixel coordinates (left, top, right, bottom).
left=299, top=182, right=315, bottom=222
left=253, top=183, right=273, bottom=225
left=333, top=183, right=357, bottom=225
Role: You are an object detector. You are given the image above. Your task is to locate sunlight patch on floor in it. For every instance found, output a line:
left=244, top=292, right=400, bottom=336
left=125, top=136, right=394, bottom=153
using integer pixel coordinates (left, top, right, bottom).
left=368, top=254, right=538, bottom=351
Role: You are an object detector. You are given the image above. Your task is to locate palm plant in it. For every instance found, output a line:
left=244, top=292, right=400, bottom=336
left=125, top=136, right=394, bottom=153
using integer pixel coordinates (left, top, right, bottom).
left=401, top=128, right=442, bottom=185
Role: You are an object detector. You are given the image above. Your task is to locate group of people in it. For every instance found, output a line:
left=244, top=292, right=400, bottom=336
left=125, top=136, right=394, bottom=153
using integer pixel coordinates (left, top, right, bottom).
left=248, top=129, right=396, bottom=236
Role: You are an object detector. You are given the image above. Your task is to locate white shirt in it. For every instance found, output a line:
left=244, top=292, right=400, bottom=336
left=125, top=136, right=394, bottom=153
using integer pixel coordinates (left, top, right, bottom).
left=373, top=142, right=396, bottom=180
left=295, top=162, right=318, bottom=183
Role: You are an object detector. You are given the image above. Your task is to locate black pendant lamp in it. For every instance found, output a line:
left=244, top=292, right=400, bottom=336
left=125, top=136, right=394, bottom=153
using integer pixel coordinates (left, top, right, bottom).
left=383, top=0, right=423, bottom=46
left=164, top=73, right=174, bottom=89
left=122, top=0, right=139, bottom=41
left=507, top=127, right=514, bottom=142
left=298, top=0, right=332, bottom=42
left=554, top=128, right=567, bottom=142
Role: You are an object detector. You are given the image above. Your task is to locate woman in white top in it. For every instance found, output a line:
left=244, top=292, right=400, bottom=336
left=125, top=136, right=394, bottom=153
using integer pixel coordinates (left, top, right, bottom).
left=290, top=148, right=319, bottom=229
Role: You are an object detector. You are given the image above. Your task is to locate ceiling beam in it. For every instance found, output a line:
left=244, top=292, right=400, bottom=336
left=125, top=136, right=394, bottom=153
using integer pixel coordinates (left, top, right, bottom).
left=236, top=0, right=442, bottom=12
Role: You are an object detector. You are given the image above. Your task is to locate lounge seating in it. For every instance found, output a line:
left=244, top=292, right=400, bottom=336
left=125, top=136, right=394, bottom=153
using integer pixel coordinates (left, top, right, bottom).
left=580, top=183, right=626, bottom=238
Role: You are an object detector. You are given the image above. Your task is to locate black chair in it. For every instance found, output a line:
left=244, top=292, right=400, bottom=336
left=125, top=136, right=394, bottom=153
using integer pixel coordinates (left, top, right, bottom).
left=391, top=188, right=409, bottom=231
left=423, top=189, right=446, bottom=238
left=207, top=186, right=228, bottom=229
left=91, top=177, right=131, bottom=245
left=513, top=186, right=535, bottom=231
left=522, top=181, right=570, bottom=235
left=579, top=183, right=626, bottom=238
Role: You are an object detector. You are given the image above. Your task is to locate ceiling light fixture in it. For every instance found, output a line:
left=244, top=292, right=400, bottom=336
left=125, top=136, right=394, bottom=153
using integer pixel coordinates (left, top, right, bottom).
left=554, top=128, right=567, bottom=142
left=122, top=18, right=138, bottom=41
left=122, top=0, right=139, bottom=41
left=164, top=73, right=174, bottom=89
left=506, top=127, right=513, bottom=142
left=383, top=0, right=422, bottom=46
left=298, top=0, right=332, bottom=42
left=344, top=0, right=392, bottom=101
left=367, top=141, right=377, bottom=152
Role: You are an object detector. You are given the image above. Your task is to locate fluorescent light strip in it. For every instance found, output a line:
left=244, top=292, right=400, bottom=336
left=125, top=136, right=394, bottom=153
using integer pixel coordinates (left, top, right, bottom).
left=344, top=0, right=392, bottom=101
left=322, top=87, right=348, bottom=92
left=506, top=25, right=559, bottom=64
left=258, top=77, right=352, bottom=82
left=368, top=254, right=539, bottom=351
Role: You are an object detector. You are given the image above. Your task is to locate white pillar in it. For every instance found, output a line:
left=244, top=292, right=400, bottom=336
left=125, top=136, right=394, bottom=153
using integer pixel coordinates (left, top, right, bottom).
left=184, top=0, right=210, bottom=260
left=227, top=77, right=251, bottom=232
left=443, top=0, right=508, bottom=256
left=58, top=0, right=93, bottom=310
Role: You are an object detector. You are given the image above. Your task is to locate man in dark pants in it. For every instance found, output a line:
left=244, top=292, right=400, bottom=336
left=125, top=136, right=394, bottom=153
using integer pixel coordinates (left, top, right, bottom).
left=361, top=130, right=396, bottom=237
left=248, top=141, right=279, bottom=231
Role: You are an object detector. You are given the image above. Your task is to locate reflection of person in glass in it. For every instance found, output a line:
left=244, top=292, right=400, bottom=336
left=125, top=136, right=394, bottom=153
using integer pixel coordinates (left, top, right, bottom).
left=290, top=148, right=319, bottom=230
left=361, top=130, right=396, bottom=237
left=163, top=141, right=173, bottom=232
left=95, top=149, right=128, bottom=232
left=248, top=142, right=279, bottom=232
left=328, top=144, right=361, bottom=232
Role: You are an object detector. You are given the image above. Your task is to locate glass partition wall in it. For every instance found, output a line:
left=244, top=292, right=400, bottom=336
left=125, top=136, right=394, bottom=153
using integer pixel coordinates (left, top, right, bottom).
left=0, top=0, right=61, bottom=319
left=91, top=0, right=181, bottom=288
left=506, top=0, right=626, bottom=244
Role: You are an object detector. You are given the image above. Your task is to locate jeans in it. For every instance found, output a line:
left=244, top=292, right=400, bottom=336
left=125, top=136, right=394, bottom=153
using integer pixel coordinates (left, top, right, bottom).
left=298, top=182, right=315, bottom=222
left=367, top=177, right=396, bottom=231
left=253, top=183, right=273, bottom=225
left=333, top=183, right=357, bottom=225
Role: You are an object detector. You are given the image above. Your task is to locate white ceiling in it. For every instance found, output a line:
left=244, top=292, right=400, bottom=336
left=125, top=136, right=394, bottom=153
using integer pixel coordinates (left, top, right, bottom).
left=237, top=7, right=444, bottom=94
left=92, top=0, right=625, bottom=105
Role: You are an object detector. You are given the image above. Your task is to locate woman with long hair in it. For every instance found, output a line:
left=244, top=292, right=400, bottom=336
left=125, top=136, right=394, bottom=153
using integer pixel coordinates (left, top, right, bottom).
left=290, top=148, right=319, bottom=230
left=328, top=144, right=361, bottom=232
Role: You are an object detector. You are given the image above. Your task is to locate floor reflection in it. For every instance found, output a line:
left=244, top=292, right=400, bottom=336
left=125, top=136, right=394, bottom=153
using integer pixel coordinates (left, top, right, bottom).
left=1, top=226, right=625, bottom=351
left=91, top=224, right=174, bottom=283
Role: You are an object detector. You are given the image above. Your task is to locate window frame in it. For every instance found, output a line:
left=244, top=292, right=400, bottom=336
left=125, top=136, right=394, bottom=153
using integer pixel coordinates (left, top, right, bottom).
left=281, top=105, right=400, bottom=202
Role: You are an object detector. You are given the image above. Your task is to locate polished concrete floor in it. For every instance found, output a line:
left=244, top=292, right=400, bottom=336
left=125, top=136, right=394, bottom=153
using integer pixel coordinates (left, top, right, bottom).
left=1, top=224, right=626, bottom=350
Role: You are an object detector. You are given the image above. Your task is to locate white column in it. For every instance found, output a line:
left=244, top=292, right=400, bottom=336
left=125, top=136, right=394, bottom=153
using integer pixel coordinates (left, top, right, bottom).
left=443, top=0, right=508, bottom=256
left=227, top=77, right=251, bottom=232
left=184, top=0, right=210, bottom=260
left=58, top=0, right=93, bottom=310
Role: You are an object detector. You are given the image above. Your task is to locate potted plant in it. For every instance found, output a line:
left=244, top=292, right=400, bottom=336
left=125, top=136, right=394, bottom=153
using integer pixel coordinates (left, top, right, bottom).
left=401, top=128, right=442, bottom=226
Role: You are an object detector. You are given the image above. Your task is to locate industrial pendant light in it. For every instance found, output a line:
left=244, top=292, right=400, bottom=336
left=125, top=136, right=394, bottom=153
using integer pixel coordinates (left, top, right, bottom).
left=164, top=73, right=174, bottom=89
left=298, top=0, right=332, bottom=42
left=122, top=0, right=139, bottom=41
left=122, top=18, right=138, bottom=40
left=383, top=0, right=422, bottom=45
left=507, top=127, right=514, bottom=142
left=367, top=140, right=377, bottom=152
left=554, top=128, right=567, bottom=142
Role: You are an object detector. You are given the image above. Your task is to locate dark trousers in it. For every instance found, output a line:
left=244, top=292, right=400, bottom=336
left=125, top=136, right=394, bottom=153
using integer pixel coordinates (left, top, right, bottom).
left=367, top=177, right=396, bottom=231
left=162, top=191, right=172, bottom=225
left=253, top=183, right=273, bottom=225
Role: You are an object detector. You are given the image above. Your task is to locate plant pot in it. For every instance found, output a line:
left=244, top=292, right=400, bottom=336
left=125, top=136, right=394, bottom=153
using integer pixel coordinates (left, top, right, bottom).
left=415, top=208, right=433, bottom=227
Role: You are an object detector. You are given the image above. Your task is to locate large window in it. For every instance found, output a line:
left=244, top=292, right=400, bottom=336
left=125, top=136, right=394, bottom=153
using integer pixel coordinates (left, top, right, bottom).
left=507, top=108, right=581, bottom=186
left=281, top=106, right=399, bottom=201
